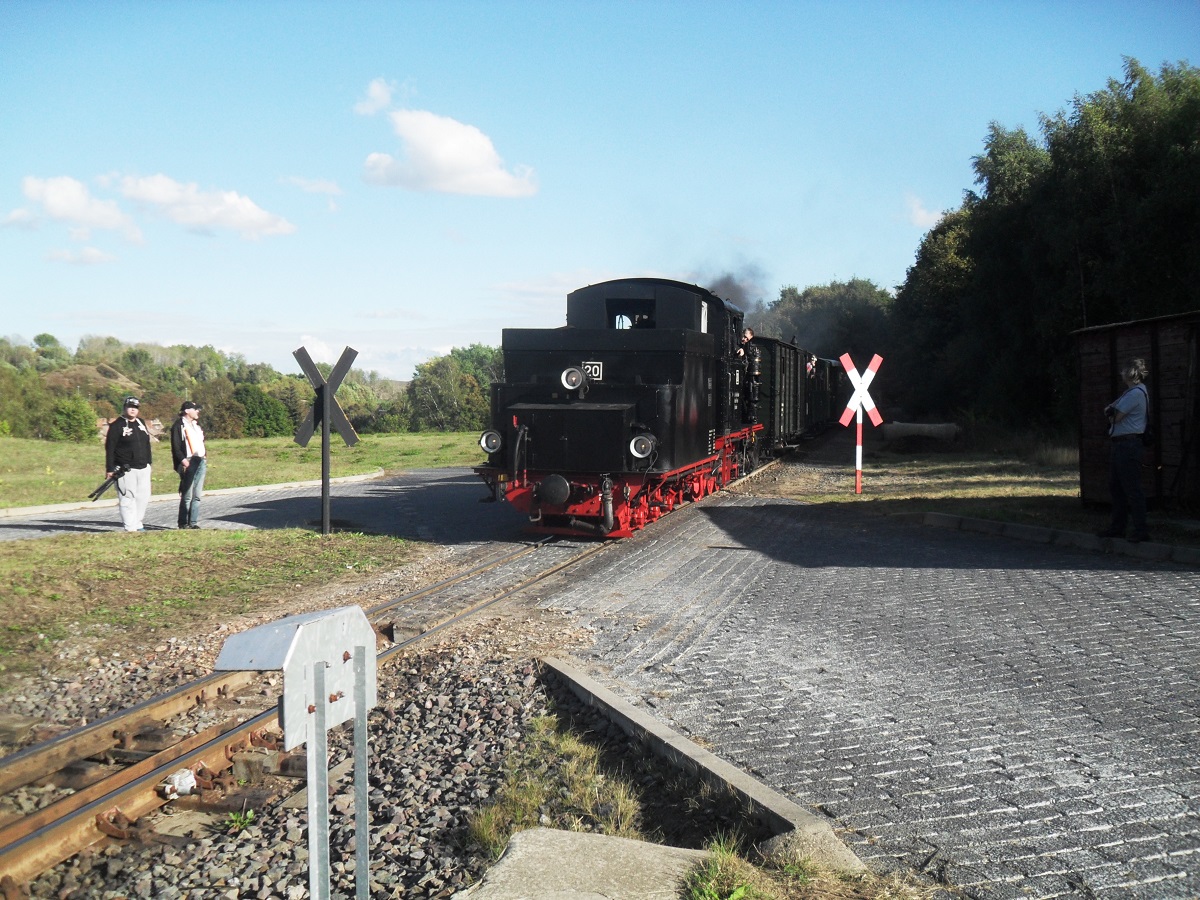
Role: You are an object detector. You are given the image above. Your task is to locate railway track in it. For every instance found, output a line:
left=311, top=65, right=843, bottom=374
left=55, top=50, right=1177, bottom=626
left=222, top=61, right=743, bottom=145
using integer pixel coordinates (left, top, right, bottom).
left=0, top=457, right=783, bottom=896
left=0, top=534, right=611, bottom=894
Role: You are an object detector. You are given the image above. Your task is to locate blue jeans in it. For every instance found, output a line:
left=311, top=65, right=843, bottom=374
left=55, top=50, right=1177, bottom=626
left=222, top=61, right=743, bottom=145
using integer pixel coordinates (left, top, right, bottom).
left=178, top=457, right=207, bottom=527
left=1108, top=439, right=1146, bottom=536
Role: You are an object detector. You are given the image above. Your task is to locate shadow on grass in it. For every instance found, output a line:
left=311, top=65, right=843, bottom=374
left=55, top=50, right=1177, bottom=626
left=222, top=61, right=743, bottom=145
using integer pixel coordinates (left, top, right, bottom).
left=831, top=494, right=1200, bottom=548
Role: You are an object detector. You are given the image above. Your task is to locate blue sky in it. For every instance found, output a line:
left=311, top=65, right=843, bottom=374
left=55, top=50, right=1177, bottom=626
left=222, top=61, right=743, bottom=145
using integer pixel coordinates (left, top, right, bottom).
left=2, top=1, right=1197, bottom=380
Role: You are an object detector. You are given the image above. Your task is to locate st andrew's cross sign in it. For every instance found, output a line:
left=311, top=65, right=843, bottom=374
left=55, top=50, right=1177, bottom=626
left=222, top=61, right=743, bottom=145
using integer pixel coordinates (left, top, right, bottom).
left=294, top=346, right=360, bottom=449
left=294, top=345, right=360, bottom=535
left=838, top=352, right=883, bottom=495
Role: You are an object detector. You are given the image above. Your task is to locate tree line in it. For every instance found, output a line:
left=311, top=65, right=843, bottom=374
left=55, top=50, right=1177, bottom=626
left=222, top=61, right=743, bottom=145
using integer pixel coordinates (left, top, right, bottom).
left=0, top=334, right=502, bottom=441
left=748, top=58, right=1199, bottom=430
left=5, top=59, right=1195, bottom=441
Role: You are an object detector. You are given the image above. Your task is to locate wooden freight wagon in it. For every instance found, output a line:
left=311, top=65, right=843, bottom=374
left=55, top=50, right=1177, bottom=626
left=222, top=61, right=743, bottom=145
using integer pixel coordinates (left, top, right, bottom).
left=1074, top=311, right=1200, bottom=508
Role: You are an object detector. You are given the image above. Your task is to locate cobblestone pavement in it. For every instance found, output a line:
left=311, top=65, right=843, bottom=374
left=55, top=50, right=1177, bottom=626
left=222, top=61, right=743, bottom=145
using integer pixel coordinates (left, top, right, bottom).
left=533, top=493, right=1200, bottom=899
left=0, top=469, right=527, bottom=545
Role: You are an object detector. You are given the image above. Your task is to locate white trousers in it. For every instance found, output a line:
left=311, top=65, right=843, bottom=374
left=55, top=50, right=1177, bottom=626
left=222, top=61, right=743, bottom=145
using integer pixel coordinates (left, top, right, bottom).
left=116, top=465, right=152, bottom=532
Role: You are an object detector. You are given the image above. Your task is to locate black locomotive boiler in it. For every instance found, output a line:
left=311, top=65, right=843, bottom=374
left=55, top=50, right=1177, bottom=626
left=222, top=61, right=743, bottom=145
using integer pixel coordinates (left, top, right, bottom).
left=474, top=277, right=840, bottom=537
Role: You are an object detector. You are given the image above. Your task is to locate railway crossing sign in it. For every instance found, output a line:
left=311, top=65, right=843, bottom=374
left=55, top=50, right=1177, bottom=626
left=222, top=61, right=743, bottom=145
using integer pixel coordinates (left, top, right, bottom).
left=294, top=345, right=360, bottom=535
left=838, top=352, right=883, bottom=494
left=294, top=346, right=360, bottom=449
left=216, top=606, right=378, bottom=900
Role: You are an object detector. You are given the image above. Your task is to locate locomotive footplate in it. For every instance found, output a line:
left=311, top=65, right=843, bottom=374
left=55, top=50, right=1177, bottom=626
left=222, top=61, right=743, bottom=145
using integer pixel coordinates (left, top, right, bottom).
left=474, top=426, right=761, bottom=538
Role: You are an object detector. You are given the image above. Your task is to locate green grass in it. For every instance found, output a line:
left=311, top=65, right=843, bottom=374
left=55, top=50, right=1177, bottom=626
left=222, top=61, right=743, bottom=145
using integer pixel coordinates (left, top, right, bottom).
left=0, top=432, right=483, bottom=509
left=466, top=714, right=645, bottom=860
left=0, top=528, right=422, bottom=679
left=680, top=834, right=938, bottom=900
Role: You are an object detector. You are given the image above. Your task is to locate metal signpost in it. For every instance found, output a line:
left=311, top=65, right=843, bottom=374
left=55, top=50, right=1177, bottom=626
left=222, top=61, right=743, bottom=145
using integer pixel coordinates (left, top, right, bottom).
left=838, top=353, right=883, bottom=494
left=215, top=607, right=378, bottom=900
left=293, top=346, right=360, bottom=535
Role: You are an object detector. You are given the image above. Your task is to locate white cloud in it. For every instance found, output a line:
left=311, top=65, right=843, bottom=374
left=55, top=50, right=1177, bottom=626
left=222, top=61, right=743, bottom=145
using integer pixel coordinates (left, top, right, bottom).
left=905, top=193, right=943, bottom=229
left=20, top=175, right=142, bottom=241
left=47, top=246, right=117, bottom=265
left=285, top=176, right=343, bottom=212
left=355, top=77, right=395, bottom=115
left=364, top=109, right=537, bottom=198
left=120, top=174, right=296, bottom=239
left=3, top=207, right=37, bottom=228
left=285, top=176, right=343, bottom=196
left=297, top=335, right=337, bottom=366
left=360, top=308, right=427, bottom=321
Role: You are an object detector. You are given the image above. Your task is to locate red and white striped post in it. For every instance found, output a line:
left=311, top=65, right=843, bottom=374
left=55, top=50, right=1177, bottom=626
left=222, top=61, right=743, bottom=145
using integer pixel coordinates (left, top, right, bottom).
left=837, top=353, right=883, bottom=494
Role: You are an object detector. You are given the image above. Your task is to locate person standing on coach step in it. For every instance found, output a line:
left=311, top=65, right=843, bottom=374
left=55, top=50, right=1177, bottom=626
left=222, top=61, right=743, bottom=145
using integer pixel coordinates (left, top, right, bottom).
left=736, top=328, right=761, bottom=423
left=171, top=400, right=207, bottom=529
left=1100, top=358, right=1150, bottom=543
left=104, top=397, right=152, bottom=532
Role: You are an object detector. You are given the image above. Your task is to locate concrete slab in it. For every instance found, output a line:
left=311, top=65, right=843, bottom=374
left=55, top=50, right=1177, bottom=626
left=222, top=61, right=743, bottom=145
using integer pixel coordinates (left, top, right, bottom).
left=922, top=512, right=961, bottom=530
left=1171, top=544, right=1200, bottom=565
left=453, top=827, right=707, bottom=900
left=958, top=517, right=1006, bottom=536
left=1001, top=522, right=1053, bottom=543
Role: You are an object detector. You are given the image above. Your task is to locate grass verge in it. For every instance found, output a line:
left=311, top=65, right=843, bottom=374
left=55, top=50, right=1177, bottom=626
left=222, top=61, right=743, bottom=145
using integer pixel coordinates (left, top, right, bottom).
left=0, top=528, right=421, bottom=679
left=466, top=713, right=645, bottom=859
left=681, top=834, right=937, bottom=900
left=0, top=432, right=483, bottom=509
left=763, top=432, right=1200, bottom=547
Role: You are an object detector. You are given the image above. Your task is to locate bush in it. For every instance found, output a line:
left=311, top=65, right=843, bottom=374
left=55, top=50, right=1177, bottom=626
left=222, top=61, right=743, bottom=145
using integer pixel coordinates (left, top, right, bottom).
left=48, top=395, right=97, bottom=442
left=233, top=384, right=293, bottom=438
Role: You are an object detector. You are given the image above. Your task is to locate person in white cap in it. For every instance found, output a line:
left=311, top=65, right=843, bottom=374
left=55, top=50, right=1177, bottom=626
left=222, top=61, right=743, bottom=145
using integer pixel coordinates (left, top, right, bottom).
left=170, top=400, right=207, bottom=529
left=104, top=397, right=152, bottom=532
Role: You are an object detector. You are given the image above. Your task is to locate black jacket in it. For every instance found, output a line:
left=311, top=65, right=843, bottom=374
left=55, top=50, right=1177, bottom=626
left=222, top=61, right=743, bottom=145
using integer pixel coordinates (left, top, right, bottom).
left=170, top=416, right=205, bottom=471
left=105, top=415, right=152, bottom=471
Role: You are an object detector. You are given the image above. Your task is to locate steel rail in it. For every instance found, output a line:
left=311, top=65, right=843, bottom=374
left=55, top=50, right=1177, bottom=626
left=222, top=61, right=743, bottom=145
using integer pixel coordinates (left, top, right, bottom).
left=0, top=671, right=257, bottom=798
left=0, top=538, right=553, bottom=800
left=0, top=712, right=271, bottom=887
left=0, top=534, right=601, bottom=890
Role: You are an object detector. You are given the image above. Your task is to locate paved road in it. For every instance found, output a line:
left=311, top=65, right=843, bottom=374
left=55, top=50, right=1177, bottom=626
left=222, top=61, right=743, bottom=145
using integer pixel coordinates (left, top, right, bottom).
left=0, top=469, right=528, bottom=545
left=535, top=493, right=1200, bottom=898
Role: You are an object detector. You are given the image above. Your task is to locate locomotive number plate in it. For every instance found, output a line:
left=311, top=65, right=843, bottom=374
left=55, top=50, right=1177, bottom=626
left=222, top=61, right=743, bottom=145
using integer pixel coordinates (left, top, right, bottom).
left=582, top=361, right=603, bottom=381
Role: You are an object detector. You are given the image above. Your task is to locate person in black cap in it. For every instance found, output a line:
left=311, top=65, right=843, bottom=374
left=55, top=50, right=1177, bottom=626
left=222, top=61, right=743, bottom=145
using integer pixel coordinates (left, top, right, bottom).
left=170, top=400, right=207, bottom=529
left=736, top=328, right=761, bottom=423
left=104, top=397, right=152, bottom=532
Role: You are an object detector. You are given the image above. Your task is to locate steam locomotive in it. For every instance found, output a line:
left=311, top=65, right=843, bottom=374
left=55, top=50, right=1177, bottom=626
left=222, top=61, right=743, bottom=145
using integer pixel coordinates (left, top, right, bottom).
left=474, top=277, right=843, bottom=537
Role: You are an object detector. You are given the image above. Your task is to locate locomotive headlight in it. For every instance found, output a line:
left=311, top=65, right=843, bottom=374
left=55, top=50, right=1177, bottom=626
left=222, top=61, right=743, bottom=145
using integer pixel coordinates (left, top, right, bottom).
left=560, top=367, right=586, bottom=391
left=479, top=430, right=503, bottom=454
left=629, top=433, right=657, bottom=459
